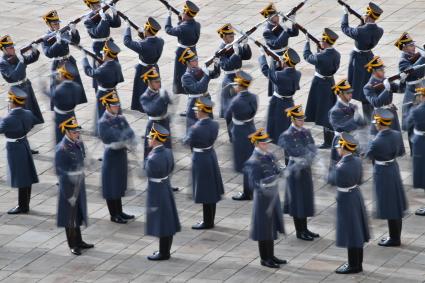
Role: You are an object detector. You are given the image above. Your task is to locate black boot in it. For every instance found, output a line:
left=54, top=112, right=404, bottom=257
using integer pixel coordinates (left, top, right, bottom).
left=119, top=198, right=135, bottom=220
left=232, top=173, right=252, bottom=201
left=259, top=240, right=279, bottom=268
left=415, top=206, right=425, bottom=216
left=378, top=219, right=401, bottom=247
left=8, top=187, right=30, bottom=214
left=357, top=248, right=363, bottom=272
left=107, top=200, right=127, bottom=224
left=335, top=248, right=361, bottom=274
left=304, top=218, right=319, bottom=238
left=318, top=128, right=334, bottom=149
left=65, top=228, right=81, bottom=255
left=148, top=236, right=171, bottom=261
left=75, top=227, right=94, bottom=249
left=270, top=240, right=287, bottom=265
left=192, top=204, right=214, bottom=229
left=294, top=217, right=313, bottom=241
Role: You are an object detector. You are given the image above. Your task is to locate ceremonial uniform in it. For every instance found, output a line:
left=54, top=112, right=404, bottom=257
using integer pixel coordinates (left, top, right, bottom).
left=304, top=28, right=341, bottom=147
left=244, top=128, right=285, bottom=268
left=123, top=17, right=164, bottom=111
left=0, top=35, right=44, bottom=124
left=0, top=87, right=39, bottom=214
left=184, top=97, right=224, bottom=229
left=260, top=3, right=299, bottom=97
left=165, top=1, right=201, bottom=94
left=41, top=10, right=87, bottom=107
left=98, top=93, right=135, bottom=224
left=329, top=133, right=369, bottom=274
left=258, top=48, right=301, bottom=143
left=145, top=124, right=181, bottom=261
left=341, top=3, right=384, bottom=120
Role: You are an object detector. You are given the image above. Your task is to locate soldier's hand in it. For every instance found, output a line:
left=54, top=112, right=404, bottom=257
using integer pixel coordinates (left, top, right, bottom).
left=201, top=64, right=210, bottom=76
left=125, top=19, right=130, bottom=28
left=233, top=43, right=240, bottom=55
left=55, top=32, right=62, bottom=43
left=281, top=21, right=289, bottom=32
left=399, top=72, right=408, bottom=83
left=213, top=57, right=219, bottom=65
left=289, top=14, right=295, bottom=22
left=168, top=8, right=172, bottom=17
left=31, top=43, right=39, bottom=52
left=258, top=46, right=265, bottom=56
left=99, top=8, right=107, bottom=20
left=305, top=33, right=310, bottom=43
left=241, top=37, right=248, bottom=45
left=69, top=23, right=76, bottom=33
left=16, top=52, right=24, bottom=63
left=383, top=78, right=391, bottom=91
left=109, top=3, right=117, bottom=16
left=343, top=6, right=348, bottom=14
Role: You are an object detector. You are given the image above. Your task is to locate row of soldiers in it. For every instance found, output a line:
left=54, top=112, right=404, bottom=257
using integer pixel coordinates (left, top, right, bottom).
left=0, top=0, right=425, bottom=275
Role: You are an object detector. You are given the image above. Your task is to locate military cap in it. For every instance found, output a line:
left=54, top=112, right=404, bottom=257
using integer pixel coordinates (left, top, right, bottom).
left=286, top=104, right=305, bottom=120
left=183, top=1, right=199, bottom=17
left=42, top=10, right=60, bottom=24
left=102, top=40, right=120, bottom=59
left=59, top=116, right=81, bottom=133
left=365, top=56, right=384, bottom=73
left=83, top=0, right=100, bottom=7
left=322, top=28, right=339, bottom=45
left=332, top=79, right=353, bottom=95
left=149, top=123, right=170, bottom=143
left=372, top=108, right=393, bottom=126
left=249, top=128, right=272, bottom=144
left=178, top=48, right=197, bottom=64
left=217, top=23, right=234, bottom=38
left=8, top=86, right=27, bottom=105
left=365, top=2, right=383, bottom=20
left=415, top=87, right=425, bottom=96
left=99, top=90, right=120, bottom=107
left=282, top=48, right=301, bottom=67
left=335, top=132, right=358, bottom=152
left=0, top=35, right=14, bottom=49
left=234, top=71, right=252, bottom=87
left=144, top=17, right=161, bottom=35
left=141, top=67, right=160, bottom=83
left=395, top=32, right=415, bottom=50
left=260, top=3, right=277, bottom=18
left=57, top=62, right=78, bottom=80
left=193, top=97, right=214, bottom=113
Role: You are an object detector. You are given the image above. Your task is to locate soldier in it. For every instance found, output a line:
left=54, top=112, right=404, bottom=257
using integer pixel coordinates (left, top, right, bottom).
left=225, top=71, right=258, bottom=201
left=216, top=23, right=252, bottom=139
left=55, top=117, right=93, bottom=255
left=165, top=0, right=200, bottom=99
left=395, top=32, right=425, bottom=153
left=304, top=28, right=341, bottom=148
left=50, top=62, right=83, bottom=144
left=82, top=39, right=124, bottom=134
left=329, top=79, right=366, bottom=183
left=145, top=124, right=181, bottom=260
left=0, top=35, right=44, bottom=130
left=278, top=105, right=319, bottom=241
left=363, top=56, right=406, bottom=154
left=123, top=17, right=164, bottom=112
left=41, top=10, right=87, bottom=107
left=83, top=0, right=121, bottom=90
left=258, top=47, right=301, bottom=145
left=330, top=133, right=369, bottom=274
left=183, top=97, right=224, bottom=229
left=98, top=92, right=136, bottom=224
left=260, top=3, right=299, bottom=97
left=0, top=87, right=39, bottom=214
left=244, top=128, right=285, bottom=268
left=181, top=48, right=220, bottom=130
left=341, top=2, right=384, bottom=121
left=365, top=109, right=407, bottom=247
left=406, top=88, right=425, bottom=216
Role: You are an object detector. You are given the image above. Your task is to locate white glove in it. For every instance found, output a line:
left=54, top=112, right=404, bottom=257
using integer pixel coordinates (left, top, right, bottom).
left=125, top=19, right=130, bottom=28
left=69, top=23, right=76, bottom=33
left=289, top=14, right=295, bottom=21
left=419, top=48, right=425, bottom=57
left=109, top=3, right=117, bottom=16
left=305, top=33, right=310, bottom=42
left=258, top=46, right=265, bottom=56
left=16, top=52, right=24, bottom=63
left=343, top=6, right=348, bottom=14
left=213, top=57, right=219, bottom=65
left=31, top=43, right=39, bottom=52
left=201, top=64, right=210, bottom=76
left=99, top=8, right=107, bottom=20
left=241, top=37, right=248, bottom=45
left=354, top=107, right=361, bottom=120
left=168, top=8, right=172, bottom=17
left=81, top=49, right=88, bottom=58
left=399, top=72, right=408, bottom=83
left=233, top=42, right=240, bottom=56
left=281, top=21, right=289, bottom=32
left=138, top=28, right=144, bottom=34
left=55, top=32, right=62, bottom=43
left=383, top=78, right=391, bottom=91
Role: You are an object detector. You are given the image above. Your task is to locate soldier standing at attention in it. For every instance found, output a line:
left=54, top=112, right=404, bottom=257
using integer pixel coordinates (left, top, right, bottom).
left=98, top=92, right=136, bottom=224
left=183, top=97, right=224, bottom=230
left=123, top=17, right=164, bottom=112
left=279, top=105, right=319, bottom=241
left=330, top=133, right=369, bottom=274
left=365, top=109, right=407, bottom=247
left=260, top=3, right=299, bottom=97
left=145, top=124, right=181, bottom=261
left=304, top=28, right=341, bottom=148
left=341, top=2, right=384, bottom=121
left=0, top=87, right=39, bottom=214
left=55, top=117, right=93, bottom=256
left=41, top=10, right=87, bottom=107
left=245, top=128, right=285, bottom=268
left=225, top=71, right=258, bottom=201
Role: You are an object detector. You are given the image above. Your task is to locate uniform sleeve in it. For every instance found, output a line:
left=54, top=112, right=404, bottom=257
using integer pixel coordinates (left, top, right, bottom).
left=303, top=41, right=318, bottom=65
left=220, top=53, right=241, bottom=70
left=123, top=27, right=143, bottom=53
left=82, top=57, right=100, bottom=80
left=164, top=16, right=181, bottom=37
left=243, top=161, right=259, bottom=192
left=341, top=14, right=359, bottom=40
left=329, top=108, right=359, bottom=132
left=0, top=118, right=5, bottom=134
left=84, top=18, right=110, bottom=37
left=0, top=60, right=26, bottom=81
left=240, top=44, right=252, bottom=60
left=364, top=85, right=391, bottom=108
left=209, top=64, right=221, bottom=79
left=364, top=139, right=377, bottom=160
left=70, top=29, right=81, bottom=45
left=23, top=49, right=40, bottom=65
left=399, top=56, right=425, bottom=78
left=182, top=73, right=210, bottom=94
left=42, top=38, right=67, bottom=58
left=108, top=13, right=121, bottom=28
left=263, top=29, right=289, bottom=49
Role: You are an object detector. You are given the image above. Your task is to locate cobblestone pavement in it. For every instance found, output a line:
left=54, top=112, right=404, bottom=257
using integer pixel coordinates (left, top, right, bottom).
left=0, top=0, right=425, bottom=282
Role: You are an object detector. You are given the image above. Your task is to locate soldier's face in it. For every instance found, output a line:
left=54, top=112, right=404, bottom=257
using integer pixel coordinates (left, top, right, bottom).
left=257, top=142, right=269, bottom=152
left=337, top=147, right=343, bottom=156
left=188, top=60, right=199, bottom=69
left=293, top=118, right=304, bottom=127
left=374, top=69, right=385, bottom=79
left=223, top=34, right=234, bottom=44
left=3, top=46, right=15, bottom=56
left=49, top=22, right=60, bottom=31
left=67, top=130, right=80, bottom=141
left=149, top=80, right=161, bottom=91
left=109, top=105, right=120, bottom=114
left=404, top=44, right=415, bottom=54
left=271, top=15, right=279, bottom=25
left=341, top=92, right=352, bottom=102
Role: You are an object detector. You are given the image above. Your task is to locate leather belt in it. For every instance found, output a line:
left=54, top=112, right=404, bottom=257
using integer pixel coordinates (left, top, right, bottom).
left=8, top=78, right=27, bottom=86
left=178, top=43, right=195, bottom=49
left=98, top=86, right=115, bottom=92
left=414, top=128, right=425, bottom=136
left=224, top=68, right=241, bottom=75
left=92, top=36, right=110, bottom=42
left=273, top=92, right=292, bottom=99
left=188, top=93, right=206, bottom=99
left=53, top=53, right=71, bottom=61
left=407, top=78, right=424, bottom=85
left=139, top=59, right=153, bottom=67
left=193, top=146, right=213, bottom=152
left=5, top=135, right=26, bottom=142
left=375, top=159, right=395, bottom=166
left=148, top=114, right=168, bottom=121
left=149, top=176, right=169, bottom=183
left=54, top=106, right=75, bottom=115
left=353, top=47, right=371, bottom=53
left=314, top=71, right=333, bottom=79
left=271, top=46, right=288, bottom=53
left=380, top=104, right=394, bottom=110
left=337, top=185, right=358, bottom=192
left=67, top=170, right=84, bottom=176
left=232, top=117, right=254, bottom=125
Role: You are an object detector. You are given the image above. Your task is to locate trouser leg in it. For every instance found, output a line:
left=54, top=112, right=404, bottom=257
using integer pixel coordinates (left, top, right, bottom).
left=75, top=227, right=82, bottom=245
left=159, top=236, right=171, bottom=256
left=106, top=200, right=116, bottom=217
left=117, top=198, right=123, bottom=214
left=18, top=187, right=30, bottom=210
left=65, top=228, right=77, bottom=249
left=293, top=217, right=301, bottom=233
left=258, top=241, right=267, bottom=260
left=203, top=204, right=214, bottom=227
left=243, top=173, right=252, bottom=198
left=408, top=127, right=413, bottom=156
left=348, top=248, right=357, bottom=267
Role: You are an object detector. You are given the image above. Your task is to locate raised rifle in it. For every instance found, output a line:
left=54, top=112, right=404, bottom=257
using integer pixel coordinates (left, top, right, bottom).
left=272, top=0, right=309, bottom=34
left=68, top=41, right=104, bottom=64
left=116, top=10, right=145, bottom=39
left=409, top=44, right=425, bottom=63
left=337, top=0, right=365, bottom=25
left=280, top=14, right=323, bottom=50
left=372, top=64, right=425, bottom=91
left=158, top=0, right=180, bottom=16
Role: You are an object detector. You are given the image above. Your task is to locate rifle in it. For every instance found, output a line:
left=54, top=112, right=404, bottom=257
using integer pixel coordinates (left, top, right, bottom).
left=116, top=10, right=144, bottom=39
left=233, top=27, right=281, bottom=63
left=280, top=14, right=323, bottom=50
left=158, top=0, right=180, bottom=16
left=337, top=0, right=365, bottom=25
left=372, top=64, right=425, bottom=91
left=19, top=0, right=120, bottom=54
left=272, top=0, right=309, bottom=34
left=204, top=18, right=270, bottom=66
left=68, top=41, right=104, bottom=64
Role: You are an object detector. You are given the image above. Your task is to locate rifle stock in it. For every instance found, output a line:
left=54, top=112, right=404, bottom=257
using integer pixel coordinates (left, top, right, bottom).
left=158, top=0, right=180, bottom=15
left=337, top=0, right=365, bottom=25
left=116, top=11, right=144, bottom=39
left=372, top=64, right=425, bottom=91
left=285, top=0, right=308, bottom=19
